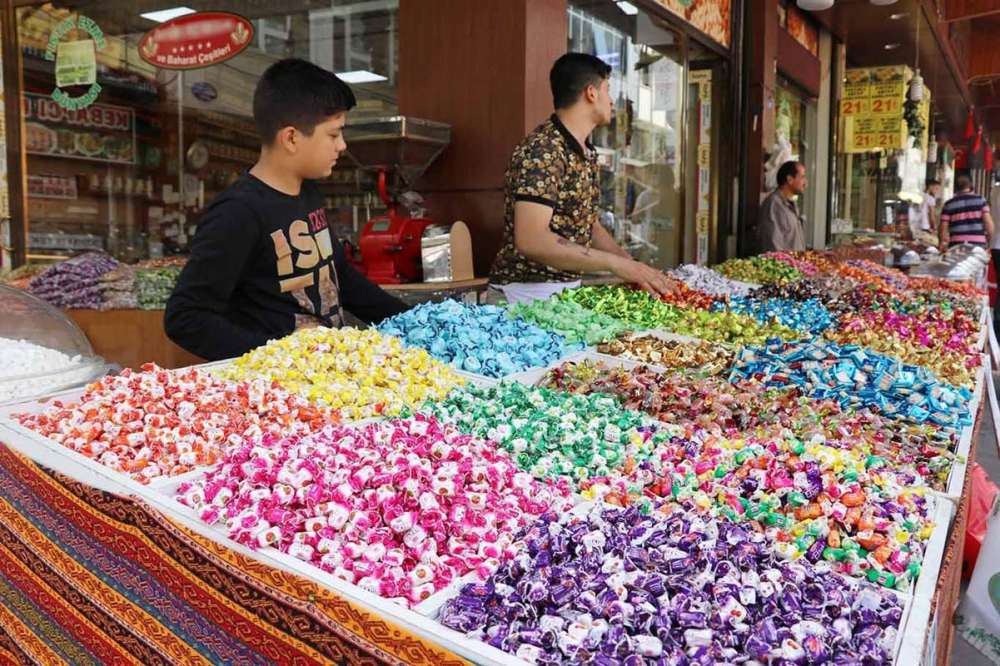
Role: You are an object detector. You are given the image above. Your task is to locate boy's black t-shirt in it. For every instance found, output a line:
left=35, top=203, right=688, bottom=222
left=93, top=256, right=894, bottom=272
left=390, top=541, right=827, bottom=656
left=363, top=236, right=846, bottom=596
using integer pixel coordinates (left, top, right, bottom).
left=165, top=172, right=408, bottom=361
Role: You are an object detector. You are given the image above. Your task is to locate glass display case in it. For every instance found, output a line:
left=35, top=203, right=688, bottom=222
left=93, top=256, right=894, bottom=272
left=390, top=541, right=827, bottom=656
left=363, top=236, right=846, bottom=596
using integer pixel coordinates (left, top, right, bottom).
left=0, top=284, right=111, bottom=402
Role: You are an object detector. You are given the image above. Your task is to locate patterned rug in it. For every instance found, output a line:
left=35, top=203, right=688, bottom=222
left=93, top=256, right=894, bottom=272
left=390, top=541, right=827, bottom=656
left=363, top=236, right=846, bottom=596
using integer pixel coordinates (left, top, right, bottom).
left=0, top=441, right=470, bottom=666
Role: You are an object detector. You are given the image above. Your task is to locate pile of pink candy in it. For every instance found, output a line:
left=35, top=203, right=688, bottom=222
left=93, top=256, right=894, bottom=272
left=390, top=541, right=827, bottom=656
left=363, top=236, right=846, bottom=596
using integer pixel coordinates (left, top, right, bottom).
left=175, top=414, right=574, bottom=608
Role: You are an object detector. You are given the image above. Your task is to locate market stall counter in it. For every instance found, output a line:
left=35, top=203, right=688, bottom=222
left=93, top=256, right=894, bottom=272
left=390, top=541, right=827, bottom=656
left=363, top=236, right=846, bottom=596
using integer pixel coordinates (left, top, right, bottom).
left=0, top=252, right=989, bottom=666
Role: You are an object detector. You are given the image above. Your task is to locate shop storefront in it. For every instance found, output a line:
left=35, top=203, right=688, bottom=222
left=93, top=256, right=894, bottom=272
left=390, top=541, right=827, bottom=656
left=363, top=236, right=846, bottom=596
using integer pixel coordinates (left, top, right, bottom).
left=5, top=1, right=399, bottom=266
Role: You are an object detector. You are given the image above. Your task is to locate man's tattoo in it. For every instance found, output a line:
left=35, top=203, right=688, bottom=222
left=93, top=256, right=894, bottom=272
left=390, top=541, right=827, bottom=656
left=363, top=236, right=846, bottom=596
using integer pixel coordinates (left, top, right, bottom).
left=557, top=237, right=591, bottom=256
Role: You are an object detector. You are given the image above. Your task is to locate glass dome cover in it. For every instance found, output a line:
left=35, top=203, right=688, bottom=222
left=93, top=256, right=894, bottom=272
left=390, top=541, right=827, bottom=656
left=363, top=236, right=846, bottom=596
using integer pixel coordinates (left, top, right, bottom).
left=0, top=284, right=109, bottom=402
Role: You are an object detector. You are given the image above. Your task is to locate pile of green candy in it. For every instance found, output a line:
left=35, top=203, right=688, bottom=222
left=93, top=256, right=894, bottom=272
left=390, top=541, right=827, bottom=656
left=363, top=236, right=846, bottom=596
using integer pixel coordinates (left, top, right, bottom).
left=418, top=381, right=669, bottom=487
left=559, top=285, right=800, bottom=346
left=714, top=257, right=803, bottom=285
left=505, top=296, right=630, bottom=345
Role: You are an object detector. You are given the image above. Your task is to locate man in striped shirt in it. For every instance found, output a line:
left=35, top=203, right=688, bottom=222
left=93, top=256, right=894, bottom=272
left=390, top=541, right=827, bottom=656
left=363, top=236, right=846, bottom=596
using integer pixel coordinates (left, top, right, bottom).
left=940, top=174, right=994, bottom=248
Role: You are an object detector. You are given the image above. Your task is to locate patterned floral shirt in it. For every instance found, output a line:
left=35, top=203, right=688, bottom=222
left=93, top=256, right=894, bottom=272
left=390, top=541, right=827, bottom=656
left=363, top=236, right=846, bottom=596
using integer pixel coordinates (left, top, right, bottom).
left=489, top=114, right=602, bottom=284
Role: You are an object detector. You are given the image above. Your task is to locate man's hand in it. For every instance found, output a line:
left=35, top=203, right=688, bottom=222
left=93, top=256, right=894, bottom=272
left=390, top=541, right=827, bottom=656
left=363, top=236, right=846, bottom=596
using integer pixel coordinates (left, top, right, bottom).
left=610, top=256, right=676, bottom=297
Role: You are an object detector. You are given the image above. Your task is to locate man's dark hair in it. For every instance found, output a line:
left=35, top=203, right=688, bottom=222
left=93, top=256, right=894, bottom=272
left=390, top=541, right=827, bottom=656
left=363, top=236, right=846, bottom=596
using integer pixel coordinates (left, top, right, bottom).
left=926, top=178, right=940, bottom=188
left=956, top=173, right=973, bottom=192
left=550, top=53, right=612, bottom=110
left=253, top=58, right=357, bottom=145
left=777, top=160, right=803, bottom=188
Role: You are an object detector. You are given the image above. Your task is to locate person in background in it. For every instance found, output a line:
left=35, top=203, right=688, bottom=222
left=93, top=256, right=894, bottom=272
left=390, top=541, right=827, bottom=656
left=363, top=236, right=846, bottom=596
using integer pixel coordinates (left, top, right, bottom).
left=165, top=59, right=408, bottom=361
left=758, top=160, right=807, bottom=253
left=915, top=178, right=941, bottom=240
left=488, top=53, right=675, bottom=304
left=940, top=173, right=994, bottom=249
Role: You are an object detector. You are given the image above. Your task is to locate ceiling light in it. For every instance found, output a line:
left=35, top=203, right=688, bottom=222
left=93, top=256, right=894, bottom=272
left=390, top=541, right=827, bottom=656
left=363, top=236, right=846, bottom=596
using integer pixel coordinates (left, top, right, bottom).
left=797, top=0, right=834, bottom=10
left=140, top=6, right=196, bottom=23
left=617, top=1, right=639, bottom=15
left=890, top=12, right=908, bottom=19
left=337, top=70, right=388, bottom=84
left=884, top=43, right=902, bottom=50
left=870, top=0, right=899, bottom=5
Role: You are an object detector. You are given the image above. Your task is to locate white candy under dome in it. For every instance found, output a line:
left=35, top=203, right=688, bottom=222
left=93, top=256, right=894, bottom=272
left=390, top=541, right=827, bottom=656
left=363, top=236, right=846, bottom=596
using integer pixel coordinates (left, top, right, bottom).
left=0, top=284, right=110, bottom=403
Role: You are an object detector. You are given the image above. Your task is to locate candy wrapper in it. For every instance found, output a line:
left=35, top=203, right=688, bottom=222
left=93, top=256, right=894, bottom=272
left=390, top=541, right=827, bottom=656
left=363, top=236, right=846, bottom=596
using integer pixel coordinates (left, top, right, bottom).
left=377, top=300, right=584, bottom=378
left=596, top=336, right=735, bottom=375
left=560, top=285, right=801, bottom=346
left=714, top=296, right=836, bottom=334
left=829, top=308, right=981, bottom=389
left=28, top=252, right=119, bottom=309
left=177, top=415, right=574, bottom=608
left=730, top=340, right=974, bottom=431
left=762, top=251, right=820, bottom=276
left=669, top=263, right=754, bottom=297
left=441, top=504, right=903, bottom=665
left=505, top=296, right=629, bottom=345
left=417, top=381, right=670, bottom=488
left=541, top=359, right=961, bottom=491
left=15, top=364, right=336, bottom=483
left=221, top=327, right=463, bottom=420
left=714, top=256, right=803, bottom=285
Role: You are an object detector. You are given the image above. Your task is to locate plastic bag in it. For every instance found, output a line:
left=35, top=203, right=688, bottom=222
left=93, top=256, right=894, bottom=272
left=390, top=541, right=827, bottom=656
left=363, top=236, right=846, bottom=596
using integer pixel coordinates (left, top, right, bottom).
left=966, top=463, right=1000, bottom=578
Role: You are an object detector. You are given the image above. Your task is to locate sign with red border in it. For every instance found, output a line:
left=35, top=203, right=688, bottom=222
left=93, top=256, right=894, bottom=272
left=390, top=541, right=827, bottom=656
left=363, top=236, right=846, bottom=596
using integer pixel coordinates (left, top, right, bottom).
left=140, top=12, right=253, bottom=71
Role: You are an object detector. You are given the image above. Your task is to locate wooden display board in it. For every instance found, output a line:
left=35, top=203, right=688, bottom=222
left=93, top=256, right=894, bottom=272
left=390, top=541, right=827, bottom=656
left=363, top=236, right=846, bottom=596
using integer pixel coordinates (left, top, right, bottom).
left=66, top=309, right=203, bottom=370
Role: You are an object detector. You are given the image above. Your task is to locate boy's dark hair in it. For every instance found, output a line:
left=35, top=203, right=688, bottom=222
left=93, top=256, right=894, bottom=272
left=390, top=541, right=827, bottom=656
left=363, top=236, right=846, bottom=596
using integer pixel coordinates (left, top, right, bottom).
left=777, top=160, right=803, bottom=188
left=253, top=58, right=357, bottom=145
left=550, top=53, right=612, bottom=110
left=926, top=178, right=940, bottom=188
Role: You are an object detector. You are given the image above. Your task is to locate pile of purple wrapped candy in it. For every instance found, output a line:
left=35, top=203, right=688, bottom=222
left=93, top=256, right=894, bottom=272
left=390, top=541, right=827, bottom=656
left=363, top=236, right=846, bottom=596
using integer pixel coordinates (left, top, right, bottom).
left=28, top=252, right=118, bottom=309
left=440, top=504, right=901, bottom=665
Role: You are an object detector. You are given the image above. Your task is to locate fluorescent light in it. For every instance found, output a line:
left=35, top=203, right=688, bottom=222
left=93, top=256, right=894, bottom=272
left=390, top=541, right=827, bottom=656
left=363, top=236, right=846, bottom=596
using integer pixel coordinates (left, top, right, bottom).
left=140, top=6, right=196, bottom=23
left=617, top=1, right=639, bottom=15
left=797, top=0, right=834, bottom=10
left=884, top=43, right=902, bottom=50
left=336, top=70, right=388, bottom=84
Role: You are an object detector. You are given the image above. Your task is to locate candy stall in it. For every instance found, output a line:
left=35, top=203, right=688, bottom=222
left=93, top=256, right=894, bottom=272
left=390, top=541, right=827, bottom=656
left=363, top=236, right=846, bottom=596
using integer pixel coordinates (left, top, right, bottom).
left=0, top=251, right=990, bottom=665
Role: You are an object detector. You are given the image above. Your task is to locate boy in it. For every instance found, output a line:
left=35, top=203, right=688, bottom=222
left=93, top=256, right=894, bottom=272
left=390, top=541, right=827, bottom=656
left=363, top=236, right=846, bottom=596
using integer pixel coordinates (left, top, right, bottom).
left=488, top=53, right=675, bottom=304
left=165, top=59, right=408, bottom=361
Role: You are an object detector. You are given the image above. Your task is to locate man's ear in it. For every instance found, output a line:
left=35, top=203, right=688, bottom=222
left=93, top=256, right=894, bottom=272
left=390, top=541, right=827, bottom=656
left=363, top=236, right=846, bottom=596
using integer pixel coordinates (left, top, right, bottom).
left=584, top=83, right=599, bottom=104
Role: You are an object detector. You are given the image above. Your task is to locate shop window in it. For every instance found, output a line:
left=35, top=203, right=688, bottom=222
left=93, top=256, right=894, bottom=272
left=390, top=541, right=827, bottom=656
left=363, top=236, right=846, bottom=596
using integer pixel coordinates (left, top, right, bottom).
left=773, top=78, right=817, bottom=235
left=568, top=1, right=722, bottom=269
left=16, top=1, right=398, bottom=264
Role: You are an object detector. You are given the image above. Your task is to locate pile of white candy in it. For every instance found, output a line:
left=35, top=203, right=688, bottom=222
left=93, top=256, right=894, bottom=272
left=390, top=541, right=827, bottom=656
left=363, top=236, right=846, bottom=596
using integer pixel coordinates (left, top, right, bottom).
left=669, top=263, right=755, bottom=297
left=0, top=338, right=88, bottom=402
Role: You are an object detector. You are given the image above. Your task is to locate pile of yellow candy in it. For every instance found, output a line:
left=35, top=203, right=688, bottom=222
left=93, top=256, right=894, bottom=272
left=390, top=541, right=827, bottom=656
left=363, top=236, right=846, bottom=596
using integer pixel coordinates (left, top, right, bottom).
left=220, top=327, right=464, bottom=420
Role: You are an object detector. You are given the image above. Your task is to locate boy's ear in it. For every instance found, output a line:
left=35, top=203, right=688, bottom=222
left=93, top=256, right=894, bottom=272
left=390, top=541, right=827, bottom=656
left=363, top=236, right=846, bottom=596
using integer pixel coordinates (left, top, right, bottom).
left=276, top=125, right=298, bottom=154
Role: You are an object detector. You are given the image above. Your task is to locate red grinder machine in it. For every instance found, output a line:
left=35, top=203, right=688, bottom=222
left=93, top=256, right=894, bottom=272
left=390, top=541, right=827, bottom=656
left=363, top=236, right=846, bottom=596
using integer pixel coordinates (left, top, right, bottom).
left=342, top=116, right=451, bottom=283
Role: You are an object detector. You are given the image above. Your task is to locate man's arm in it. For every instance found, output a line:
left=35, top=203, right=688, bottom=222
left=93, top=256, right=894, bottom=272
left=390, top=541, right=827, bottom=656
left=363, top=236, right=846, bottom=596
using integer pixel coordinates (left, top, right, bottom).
left=984, top=210, right=995, bottom=246
left=939, top=209, right=950, bottom=247
left=591, top=219, right=631, bottom=258
left=513, top=201, right=673, bottom=295
left=332, top=240, right=410, bottom=325
left=164, top=201, right=271, bottom=361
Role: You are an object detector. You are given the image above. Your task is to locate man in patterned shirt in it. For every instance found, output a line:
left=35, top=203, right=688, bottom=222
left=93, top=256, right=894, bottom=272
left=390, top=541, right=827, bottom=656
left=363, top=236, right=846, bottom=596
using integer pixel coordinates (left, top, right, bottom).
left=488, top=53, right=675, bottom=304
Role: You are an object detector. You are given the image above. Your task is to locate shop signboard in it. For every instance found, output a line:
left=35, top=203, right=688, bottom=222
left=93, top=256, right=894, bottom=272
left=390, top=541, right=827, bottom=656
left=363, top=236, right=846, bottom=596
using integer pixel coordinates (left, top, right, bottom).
left=841, top=66, right=911, bottom=153
left=23, top=92, right=135, bottom=164
left=652, top=0, right=731, bottom=48
left=140, top=12, right=253, bottom=71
